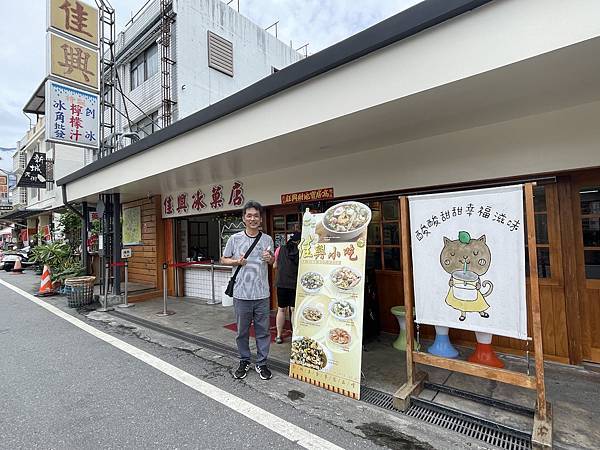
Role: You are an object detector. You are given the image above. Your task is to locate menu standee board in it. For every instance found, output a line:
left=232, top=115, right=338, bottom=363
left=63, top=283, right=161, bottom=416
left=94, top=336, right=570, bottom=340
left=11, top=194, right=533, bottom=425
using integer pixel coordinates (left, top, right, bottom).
left=289, top=203, right=372, bottom=400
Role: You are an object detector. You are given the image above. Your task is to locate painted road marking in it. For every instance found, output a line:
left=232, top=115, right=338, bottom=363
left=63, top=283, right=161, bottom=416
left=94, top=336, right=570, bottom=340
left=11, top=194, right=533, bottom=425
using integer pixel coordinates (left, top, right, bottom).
left=0, top=279, right=344, bottom=450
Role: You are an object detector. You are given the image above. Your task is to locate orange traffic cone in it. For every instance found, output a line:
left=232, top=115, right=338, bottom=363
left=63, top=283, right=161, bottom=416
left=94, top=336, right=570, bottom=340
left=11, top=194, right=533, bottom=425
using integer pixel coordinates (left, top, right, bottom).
left=36, top=265, right=56, bottom=297
left=11, top=258, right=24, bottom=275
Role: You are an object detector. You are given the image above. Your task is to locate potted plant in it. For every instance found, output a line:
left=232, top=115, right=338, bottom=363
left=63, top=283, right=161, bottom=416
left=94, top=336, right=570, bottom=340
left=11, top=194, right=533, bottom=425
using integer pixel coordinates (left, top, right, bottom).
left=29, top=241, right=84, bottom=289
left=59, top=211, right=82, bottom=248
left=28, top=233, right=44, bottom=275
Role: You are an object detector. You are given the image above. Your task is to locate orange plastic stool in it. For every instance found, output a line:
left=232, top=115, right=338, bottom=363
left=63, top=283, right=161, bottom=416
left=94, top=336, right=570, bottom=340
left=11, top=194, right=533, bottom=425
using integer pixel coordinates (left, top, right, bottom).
left=468, top=332, right=504, bottom=368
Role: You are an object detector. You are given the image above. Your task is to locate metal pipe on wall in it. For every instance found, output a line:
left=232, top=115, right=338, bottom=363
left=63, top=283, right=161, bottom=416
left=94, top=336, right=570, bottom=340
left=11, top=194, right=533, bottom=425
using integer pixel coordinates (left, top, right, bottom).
left=81, top=201, right=89, bottom=275
left=112, top=192, right=121, bottom=295
left=98, top=193, right=111, bottom=296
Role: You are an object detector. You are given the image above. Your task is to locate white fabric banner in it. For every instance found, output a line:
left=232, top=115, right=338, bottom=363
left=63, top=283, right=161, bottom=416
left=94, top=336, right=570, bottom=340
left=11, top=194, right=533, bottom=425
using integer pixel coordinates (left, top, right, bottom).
left=409, top=185, right=527, bottom=339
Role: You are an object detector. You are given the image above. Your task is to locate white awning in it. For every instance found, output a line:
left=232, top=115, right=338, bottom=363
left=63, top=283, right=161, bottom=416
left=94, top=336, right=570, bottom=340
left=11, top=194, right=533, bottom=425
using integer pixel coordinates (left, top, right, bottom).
left=61, top=0, right=600, bottom=203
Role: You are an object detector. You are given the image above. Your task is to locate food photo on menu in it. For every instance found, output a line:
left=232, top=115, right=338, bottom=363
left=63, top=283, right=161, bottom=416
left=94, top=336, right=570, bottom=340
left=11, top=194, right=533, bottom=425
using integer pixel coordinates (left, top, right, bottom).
left=314, top=201, right=372, bottom=243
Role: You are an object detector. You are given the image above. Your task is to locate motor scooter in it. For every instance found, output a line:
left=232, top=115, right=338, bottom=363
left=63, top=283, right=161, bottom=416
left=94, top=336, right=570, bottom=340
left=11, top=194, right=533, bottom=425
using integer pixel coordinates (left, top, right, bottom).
left=0, top=246, right=35, bottom=272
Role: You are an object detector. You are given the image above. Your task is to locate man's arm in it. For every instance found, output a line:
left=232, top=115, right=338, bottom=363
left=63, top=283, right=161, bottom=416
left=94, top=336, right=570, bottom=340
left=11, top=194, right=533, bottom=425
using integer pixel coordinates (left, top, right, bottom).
left=220, top=236, right=242, bottom=266
left=221, top=255, right=243, bottom=266
left=263, top=236, right=275, bottom=266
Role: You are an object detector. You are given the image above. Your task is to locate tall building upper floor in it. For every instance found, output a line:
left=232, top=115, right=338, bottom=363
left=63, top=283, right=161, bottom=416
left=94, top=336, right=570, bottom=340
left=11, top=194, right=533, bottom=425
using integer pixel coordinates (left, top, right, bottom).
left=111, top=0, right=303, bottom=145
left=11, top=0, right=305, bottom=207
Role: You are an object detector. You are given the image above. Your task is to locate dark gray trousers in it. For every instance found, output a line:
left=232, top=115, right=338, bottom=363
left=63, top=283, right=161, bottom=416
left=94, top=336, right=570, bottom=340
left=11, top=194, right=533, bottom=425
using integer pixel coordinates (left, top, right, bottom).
left=233, top=298, right=271, bottom=366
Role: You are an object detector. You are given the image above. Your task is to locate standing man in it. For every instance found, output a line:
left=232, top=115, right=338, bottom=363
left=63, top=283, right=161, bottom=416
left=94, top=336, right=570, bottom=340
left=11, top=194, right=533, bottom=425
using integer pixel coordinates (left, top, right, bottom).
left=221, top=201, right=275, bottom=380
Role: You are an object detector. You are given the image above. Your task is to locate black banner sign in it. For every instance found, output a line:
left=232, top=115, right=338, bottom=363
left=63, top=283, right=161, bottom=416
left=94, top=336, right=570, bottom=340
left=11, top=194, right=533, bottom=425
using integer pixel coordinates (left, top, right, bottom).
left=17, top=152, right=47, bottom=188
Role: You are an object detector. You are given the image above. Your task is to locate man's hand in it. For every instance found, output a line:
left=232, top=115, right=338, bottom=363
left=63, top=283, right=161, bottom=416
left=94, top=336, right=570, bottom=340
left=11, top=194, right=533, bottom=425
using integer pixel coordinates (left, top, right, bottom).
left=237, top=254, right=247, bottom=266
left=262, top=247, right=274, bottom=265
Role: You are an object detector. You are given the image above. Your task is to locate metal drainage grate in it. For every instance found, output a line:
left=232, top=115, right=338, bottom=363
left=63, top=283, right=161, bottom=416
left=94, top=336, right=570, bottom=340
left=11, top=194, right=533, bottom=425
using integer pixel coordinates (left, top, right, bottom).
left=361, top=386, right=399, bottom=411
left=360, top=388, right=531, bottom=450
left=407, top=398, right=531, bottom=450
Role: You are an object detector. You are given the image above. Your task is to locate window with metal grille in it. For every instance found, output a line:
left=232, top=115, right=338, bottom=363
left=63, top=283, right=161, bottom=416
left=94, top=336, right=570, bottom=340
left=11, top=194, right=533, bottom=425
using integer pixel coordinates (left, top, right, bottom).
left=133, top=110, right=159, bottom=138
left=19, top=152, right=26, bottom=169
left=207, top=31, right=234, bottom=77
left=19, top=188, right=27, bottom=205
left=146, top=44, right=159, bottom=78
left=46, top=160, right=54, bottom=191
left=365, top=199, right=402, bottom=271
left=130, top=43, right=159, bottom=90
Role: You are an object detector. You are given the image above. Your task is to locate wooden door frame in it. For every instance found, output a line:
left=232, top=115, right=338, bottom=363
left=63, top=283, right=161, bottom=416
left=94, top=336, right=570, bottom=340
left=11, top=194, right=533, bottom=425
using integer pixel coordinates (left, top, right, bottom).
left=567, top=170, right=600, bottom=363
left=557, top=176, right=585, bottom=364
left=266, top=205, right=302, bottom=310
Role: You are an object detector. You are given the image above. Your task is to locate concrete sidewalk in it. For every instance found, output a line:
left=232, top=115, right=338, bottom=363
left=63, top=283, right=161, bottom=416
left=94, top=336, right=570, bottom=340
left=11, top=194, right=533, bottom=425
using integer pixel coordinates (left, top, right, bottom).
left=102, top=294, right=600, bottom=449
left=3, top=269, right=599, bottom=449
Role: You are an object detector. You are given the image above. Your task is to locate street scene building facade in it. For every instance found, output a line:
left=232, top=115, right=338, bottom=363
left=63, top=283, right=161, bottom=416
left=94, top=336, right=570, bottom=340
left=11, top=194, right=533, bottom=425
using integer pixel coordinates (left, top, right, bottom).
left=2, top=0, right=600, bottom=448
left=2, top=0, right=302, bottom=247
left=59, top=0, right=600, bottom=367
left=105, top=0, right=302, bottom=154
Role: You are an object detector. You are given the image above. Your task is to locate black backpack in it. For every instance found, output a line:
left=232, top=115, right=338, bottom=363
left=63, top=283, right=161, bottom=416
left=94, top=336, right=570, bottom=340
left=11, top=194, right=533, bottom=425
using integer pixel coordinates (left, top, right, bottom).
left=362, top=269, right=380, bottom=341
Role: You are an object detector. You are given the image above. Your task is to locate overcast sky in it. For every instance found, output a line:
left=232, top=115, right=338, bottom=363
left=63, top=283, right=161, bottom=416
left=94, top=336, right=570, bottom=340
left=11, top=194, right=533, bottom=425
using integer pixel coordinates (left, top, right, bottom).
left=0, top=0, right=422, bottom=148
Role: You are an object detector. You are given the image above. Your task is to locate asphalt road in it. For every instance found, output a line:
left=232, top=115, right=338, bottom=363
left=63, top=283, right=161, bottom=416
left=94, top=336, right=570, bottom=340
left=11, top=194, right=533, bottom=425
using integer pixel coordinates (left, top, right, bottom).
left=0, top=281, right=377, bottom=450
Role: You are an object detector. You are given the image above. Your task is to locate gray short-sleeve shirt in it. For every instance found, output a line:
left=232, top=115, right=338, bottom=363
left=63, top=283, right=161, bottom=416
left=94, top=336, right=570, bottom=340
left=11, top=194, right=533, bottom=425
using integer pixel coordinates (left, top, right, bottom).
left=223, top=231, right=274, bottom=300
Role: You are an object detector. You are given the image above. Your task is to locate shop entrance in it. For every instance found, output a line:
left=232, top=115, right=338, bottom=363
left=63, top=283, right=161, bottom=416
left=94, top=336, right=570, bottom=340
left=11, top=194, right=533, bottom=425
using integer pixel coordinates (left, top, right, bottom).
left=362, top=199, right=404, bottom=335
left=270, top=207, right=302, bottom=249
left=269, top=206, right=302, bottom=311
left=572, top=172, right=600, bottom=363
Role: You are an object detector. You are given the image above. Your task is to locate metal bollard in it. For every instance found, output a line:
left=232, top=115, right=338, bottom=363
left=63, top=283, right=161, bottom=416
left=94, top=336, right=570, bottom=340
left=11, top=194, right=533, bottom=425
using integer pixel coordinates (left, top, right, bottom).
left=207, top=261, right=221, bottom=305
left=156, top=262, right=175, bottom=316
left=97, top=262, right=114, bottom=312
left=118, top=261, right=134, bottom=308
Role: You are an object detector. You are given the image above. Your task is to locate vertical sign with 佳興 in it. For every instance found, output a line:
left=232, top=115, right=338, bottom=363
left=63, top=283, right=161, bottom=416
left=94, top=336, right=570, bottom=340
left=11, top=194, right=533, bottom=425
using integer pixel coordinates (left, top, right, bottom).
left=46, top=81, right=99, bottom=148
left=48, top=32, right=99, bottom=90
left=47, top=0, right=99, bottom=90
left=289, top=202, right=371, bottom=400
left=45, top=0, right=99, bottom=151
left=48, top=0, right=99, bottom=46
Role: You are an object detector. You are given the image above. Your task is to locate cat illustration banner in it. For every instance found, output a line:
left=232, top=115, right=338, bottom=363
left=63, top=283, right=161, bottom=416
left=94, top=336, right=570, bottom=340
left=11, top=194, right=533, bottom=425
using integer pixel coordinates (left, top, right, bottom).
left=409, top=185, right=527, bottom=340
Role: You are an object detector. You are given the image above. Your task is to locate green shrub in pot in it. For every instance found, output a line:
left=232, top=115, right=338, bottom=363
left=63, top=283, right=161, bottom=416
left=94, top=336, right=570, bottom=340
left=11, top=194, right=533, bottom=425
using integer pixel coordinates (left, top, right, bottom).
left=29, top=242, right=84, bottom=283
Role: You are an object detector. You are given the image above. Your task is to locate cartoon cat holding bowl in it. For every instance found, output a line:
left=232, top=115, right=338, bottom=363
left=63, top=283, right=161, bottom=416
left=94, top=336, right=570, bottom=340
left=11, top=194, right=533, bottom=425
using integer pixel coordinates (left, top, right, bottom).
left=440, top=231, right=494, bottom=322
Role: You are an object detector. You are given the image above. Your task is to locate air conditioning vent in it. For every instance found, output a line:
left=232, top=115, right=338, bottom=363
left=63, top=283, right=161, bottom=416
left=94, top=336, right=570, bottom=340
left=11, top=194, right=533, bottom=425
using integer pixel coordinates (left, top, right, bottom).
left=207, top=31, right=234, bottom=77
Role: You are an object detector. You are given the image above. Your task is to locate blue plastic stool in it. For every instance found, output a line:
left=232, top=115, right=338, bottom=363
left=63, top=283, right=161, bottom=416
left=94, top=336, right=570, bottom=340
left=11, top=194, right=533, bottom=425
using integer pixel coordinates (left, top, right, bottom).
left=428, top=326, right=459, bottom=358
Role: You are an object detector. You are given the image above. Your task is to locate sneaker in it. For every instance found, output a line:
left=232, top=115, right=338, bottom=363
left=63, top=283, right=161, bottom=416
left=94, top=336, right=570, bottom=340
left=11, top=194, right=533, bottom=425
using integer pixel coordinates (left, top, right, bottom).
left=255, top=364, right=272, bottom=380
left=275, top=336, right=283, bottom=344
left=233, top=361, right=251, bottom=379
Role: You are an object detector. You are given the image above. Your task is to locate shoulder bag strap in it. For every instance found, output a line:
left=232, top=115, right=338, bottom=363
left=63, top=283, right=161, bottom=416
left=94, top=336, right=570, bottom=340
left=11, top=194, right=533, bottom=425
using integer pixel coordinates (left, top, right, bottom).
left=230, top=232, right=262, bottom=281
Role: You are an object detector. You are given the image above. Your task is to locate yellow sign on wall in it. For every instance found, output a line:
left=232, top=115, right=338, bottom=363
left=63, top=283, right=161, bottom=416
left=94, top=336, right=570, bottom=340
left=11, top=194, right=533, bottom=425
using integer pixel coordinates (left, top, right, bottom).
left=49, top=0, right=98, bottom=46
left=49, top=33, right=99, bottom=90
left=122, top=206, right=143, bottom=246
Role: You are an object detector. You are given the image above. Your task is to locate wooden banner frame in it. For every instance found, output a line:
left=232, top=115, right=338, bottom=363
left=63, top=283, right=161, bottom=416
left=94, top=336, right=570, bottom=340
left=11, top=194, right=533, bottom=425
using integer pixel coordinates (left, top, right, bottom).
left=394, top=183, right=552, bottom=449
